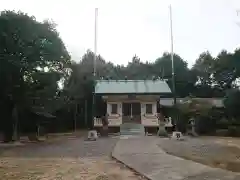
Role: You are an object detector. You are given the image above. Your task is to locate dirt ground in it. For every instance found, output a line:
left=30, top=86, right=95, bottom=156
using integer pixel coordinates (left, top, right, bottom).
left=0, top=157, right=141, bottom=180
left=0, top=135, right=142, bottom=180
left=158, top=136, right=240, bottom=172
left=204, top=136, right=240, bottom=149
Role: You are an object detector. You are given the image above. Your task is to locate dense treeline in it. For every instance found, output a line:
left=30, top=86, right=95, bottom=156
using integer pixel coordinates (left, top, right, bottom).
left=1, top=11, right=240, bottom=142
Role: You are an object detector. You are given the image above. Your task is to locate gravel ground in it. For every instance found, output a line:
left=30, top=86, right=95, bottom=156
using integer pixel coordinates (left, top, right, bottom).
left=158, top=137, right=240, bottom=172
left=0, top=138, right=118, bottom=158
left=0, top=137, right=142, bottom=180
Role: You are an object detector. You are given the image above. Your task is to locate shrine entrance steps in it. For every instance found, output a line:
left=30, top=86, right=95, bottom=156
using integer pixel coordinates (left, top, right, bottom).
left=120, top=123, right=145, bottom=136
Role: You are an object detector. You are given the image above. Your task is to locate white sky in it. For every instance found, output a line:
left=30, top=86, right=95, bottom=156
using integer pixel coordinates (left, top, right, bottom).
left=1, top=0, right=240, bottom=67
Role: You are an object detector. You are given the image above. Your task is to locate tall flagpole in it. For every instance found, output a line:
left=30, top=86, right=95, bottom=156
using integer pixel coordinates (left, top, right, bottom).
left=237, top=9, right=240, bottom=27
left=94, top=8, right=98, bottom=77
left=169, top=5, right=176, bottom=105
left=92, top=8, right=98, bottom=128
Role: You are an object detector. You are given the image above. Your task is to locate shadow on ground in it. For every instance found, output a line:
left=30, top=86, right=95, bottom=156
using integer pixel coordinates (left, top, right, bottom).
left=0, top=137, right=118, bottom=158
left=0, top=136, right=144, bottom=180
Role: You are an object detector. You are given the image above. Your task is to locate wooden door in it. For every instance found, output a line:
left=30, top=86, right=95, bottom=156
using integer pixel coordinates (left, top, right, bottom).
left=131, top=102, right=141, bottom=123
left=122, top=103, right=131, bottom=123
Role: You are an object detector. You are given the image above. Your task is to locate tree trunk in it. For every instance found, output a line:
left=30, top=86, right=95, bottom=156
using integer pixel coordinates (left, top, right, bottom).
left=28, top=124, right=39, bottom=141
left=2, top=98, right=14, bottom=143
left=84, top=100, right=88, bottom=128
left=74, top=104, right=77, bottom=132
left=28, top=133, right=39, bottom=141
left=12, top=106, right=20, bottom=141
left=27, top=112, right=39, bottom=142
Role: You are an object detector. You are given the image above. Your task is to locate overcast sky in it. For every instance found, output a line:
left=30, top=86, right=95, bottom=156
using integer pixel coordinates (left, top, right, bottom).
left=1, top=0, right=240, bottom=67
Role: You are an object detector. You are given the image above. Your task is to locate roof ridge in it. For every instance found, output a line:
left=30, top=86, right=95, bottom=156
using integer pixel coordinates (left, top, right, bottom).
left=95, top=79, right=172, bottom=94
left=96, top=79, right=165, bottom=82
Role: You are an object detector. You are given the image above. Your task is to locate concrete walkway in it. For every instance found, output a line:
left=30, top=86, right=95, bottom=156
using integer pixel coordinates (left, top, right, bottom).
left=112, top=136, right=240, bottom=180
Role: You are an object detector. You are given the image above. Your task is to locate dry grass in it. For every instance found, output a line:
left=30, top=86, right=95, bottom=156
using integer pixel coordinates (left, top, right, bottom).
left=47, top=130, right=89, bottom=138
left=0, top=157, right=142, bottom=180
left=0, top=131, right=88, bottom=145
left=204, top=136, right=240, bottom=149
left=0, top=132, right=143, bottom=180
left=164, top=137, right=240, bottom=172
left=168, top=148, right=240, bottom=172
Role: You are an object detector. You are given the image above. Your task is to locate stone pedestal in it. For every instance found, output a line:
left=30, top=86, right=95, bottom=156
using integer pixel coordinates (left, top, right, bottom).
left=87, top=130, right=98, bottom=141
left=171, top=131, right=184, bottom=140
left=101, top=116, right=109, bottom=137
left=101, top=126, right=108, bottom=137
left=157, top=121, right=168, bottom=137
left=165, top=117, right=174, bottom=133
left=187, top=118, right=198, bottom=137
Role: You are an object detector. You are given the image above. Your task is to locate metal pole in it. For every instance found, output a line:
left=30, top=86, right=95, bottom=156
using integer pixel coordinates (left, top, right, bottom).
left=92, top=8, right=98, bottom=129
left=130, top=104, right=132, bottom=119
left=84, top=100, right=88, bottom=128
left=169, top=5, right=176, bottom=105
left=74, top=103, right=77, bottom=132
left=93, top=8, right=98, bottom=77
left=237, top=10, right=240, bottom=27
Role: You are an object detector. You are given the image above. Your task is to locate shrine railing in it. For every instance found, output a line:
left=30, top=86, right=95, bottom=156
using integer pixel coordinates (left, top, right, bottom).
left=94, top=117, right=122, bottom=127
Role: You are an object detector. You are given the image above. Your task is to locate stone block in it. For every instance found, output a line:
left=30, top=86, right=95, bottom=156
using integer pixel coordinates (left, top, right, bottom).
left=87, top=130, right=98, bottom=141
left=171, top=131, right=184, bottom=140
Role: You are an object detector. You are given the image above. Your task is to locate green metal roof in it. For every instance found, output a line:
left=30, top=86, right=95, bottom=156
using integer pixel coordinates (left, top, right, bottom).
left=95, top=80, right=172, bottom=94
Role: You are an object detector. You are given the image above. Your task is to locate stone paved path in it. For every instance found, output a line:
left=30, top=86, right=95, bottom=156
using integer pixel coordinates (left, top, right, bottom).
left=0, top=137, right=142, bottom=180
left=112, top=136, right=240, bottom=180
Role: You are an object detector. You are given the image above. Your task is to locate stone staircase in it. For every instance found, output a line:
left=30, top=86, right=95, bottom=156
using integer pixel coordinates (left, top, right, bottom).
left=120, top=123, right=145, bottom=136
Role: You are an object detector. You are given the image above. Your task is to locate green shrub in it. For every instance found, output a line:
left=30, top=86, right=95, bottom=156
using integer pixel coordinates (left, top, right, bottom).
left=215, top=129, right=228, bottom=136
left=227, top=126, right=240, bottom=137
left=157, top=127, right=168, bottom=137
left=195, top=116, right=216, bottom=135
left=216, top=118, right=229, bottom=129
